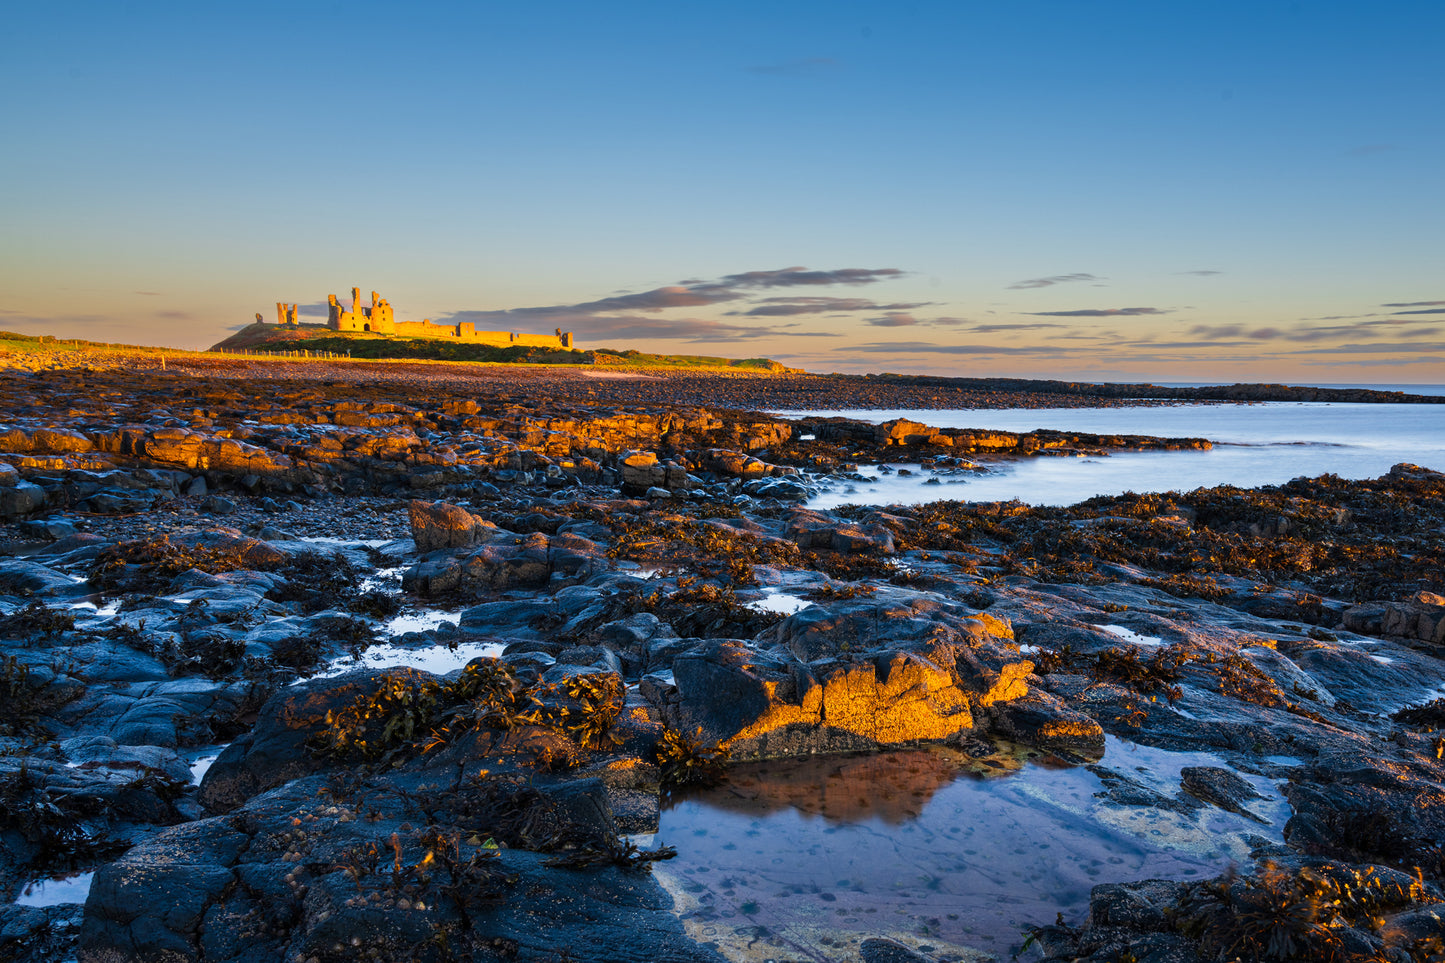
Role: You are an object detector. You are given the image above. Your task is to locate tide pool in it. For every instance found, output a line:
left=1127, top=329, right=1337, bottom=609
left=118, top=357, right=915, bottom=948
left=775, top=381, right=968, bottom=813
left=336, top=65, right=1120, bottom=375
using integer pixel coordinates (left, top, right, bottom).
left=651, top=738, right=1287, bottom=961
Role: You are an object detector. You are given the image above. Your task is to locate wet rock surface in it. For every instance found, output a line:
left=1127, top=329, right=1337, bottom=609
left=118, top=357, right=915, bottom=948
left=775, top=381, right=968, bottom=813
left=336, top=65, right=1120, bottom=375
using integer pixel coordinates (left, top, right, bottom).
left=0, top=359, right=1441, bottom=961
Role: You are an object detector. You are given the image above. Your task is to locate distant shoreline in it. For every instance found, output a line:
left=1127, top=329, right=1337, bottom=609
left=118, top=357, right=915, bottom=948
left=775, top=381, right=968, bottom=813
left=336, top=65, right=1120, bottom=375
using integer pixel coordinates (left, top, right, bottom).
left=4, top=334, right=1443, bottom=410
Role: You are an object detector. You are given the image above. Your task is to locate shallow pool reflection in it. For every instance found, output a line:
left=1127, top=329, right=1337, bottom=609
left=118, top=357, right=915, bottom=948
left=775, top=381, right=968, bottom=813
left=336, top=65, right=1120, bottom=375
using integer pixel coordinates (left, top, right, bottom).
left=651, top=740, right=1286, bottom=961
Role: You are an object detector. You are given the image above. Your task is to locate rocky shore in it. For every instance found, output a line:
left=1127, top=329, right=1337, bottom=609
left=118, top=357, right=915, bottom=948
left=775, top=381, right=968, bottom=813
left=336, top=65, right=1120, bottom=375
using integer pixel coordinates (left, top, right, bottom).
left=9, top=349, right=1440, bottom=410
left=0, top=359, right=1442, bottom=962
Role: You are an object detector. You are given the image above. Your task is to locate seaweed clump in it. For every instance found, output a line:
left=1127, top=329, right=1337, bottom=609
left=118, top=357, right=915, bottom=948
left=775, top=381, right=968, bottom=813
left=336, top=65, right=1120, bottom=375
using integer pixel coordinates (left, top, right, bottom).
left=0, top=656, right=46, bottom=737
left=655, top=726, right=730, bottom=789
left=618, top=580, right=783, bottom=639
left=1031, top=644, right=1192, bottom=701
left=0, top=601, right=76, bottom=641
left=90, top=534, right=258, bottom=593
left=0, top=765, right=110, bottom=868
left=1183, top=861, right=1442, bottom=963
left=1393, top=697, right=1445, bottom=731
left=313, top=660, right=627, bottom=766
left=606, top=514, right=801, bottom=585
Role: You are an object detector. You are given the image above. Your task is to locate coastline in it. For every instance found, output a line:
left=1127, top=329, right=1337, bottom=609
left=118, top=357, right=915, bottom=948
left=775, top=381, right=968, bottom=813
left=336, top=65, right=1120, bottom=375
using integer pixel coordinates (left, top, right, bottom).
left=0, top=356, right=1442, bottom=962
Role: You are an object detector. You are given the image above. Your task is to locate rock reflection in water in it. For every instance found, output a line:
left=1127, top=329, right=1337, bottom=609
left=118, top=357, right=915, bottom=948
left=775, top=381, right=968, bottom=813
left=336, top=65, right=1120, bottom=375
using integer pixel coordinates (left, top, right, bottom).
left=683, top=744, right=1035, bottom=826
left=653, top=743, right=1283, bottom=962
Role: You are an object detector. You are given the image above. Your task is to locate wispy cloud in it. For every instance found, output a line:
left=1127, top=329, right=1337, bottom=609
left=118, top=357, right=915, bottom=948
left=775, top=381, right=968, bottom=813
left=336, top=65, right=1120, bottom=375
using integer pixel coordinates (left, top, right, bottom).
left=1188, top=324, right=1273, bottom=341
left=1115, top=339, right=1257, bottom=350
left=512, top=267, right=904, bottom=317
left=1382, top=300, right=1444, bottom=307
left=1189, top=319, right=1444, bottom=344
left=713, top=267, right=904, bottom=289
left=1301, top=356, right=1445, bottom=368
left=866, top=313, right=918, bottom=327
left=1007, top=273, right=1099, bottom=290
left=867, top=313, right=976, bottom=328
left=567, top=315, right=838, bottom=343
left=733, top=297, right=931, bottom=317
left=135, top=290, right=162, bottom=296
left=1026, top=307, right=1166, bottom=317
left=434, top=265, right=907, bottom=335
left=513, top=286, right=739, bottom=316
left=1291, top=341, right=1445, bottom=355
left=963, top=322, right=1067, bottom=333
left=853, top=341, right=1076, bottom=356
left=1178, top=270, right=1222, bottom=277
left=1391, top=308, right=1445, bottom=315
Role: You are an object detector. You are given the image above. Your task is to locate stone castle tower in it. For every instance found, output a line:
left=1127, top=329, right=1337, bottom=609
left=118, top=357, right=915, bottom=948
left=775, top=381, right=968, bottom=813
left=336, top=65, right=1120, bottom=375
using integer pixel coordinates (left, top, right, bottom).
left=328, top=288, right=395, bottom=334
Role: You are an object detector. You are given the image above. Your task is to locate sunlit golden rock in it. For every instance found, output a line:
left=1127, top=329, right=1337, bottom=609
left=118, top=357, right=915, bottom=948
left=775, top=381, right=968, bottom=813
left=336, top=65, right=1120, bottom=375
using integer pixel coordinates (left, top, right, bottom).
left=408, top=499, right=496, bottom=553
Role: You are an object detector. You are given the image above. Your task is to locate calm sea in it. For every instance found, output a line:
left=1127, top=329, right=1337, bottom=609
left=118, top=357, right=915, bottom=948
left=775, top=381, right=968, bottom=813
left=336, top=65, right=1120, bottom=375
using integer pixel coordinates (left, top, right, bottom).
left=779, top=401, right=1445, bottom=508
left=1156, top=382, right=1445, bottom=396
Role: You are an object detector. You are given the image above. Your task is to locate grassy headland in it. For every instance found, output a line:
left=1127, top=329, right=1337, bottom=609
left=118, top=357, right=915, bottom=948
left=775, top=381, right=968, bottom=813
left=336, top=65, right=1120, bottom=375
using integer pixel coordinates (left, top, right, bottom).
left=209, top=322, right=795, bottom=372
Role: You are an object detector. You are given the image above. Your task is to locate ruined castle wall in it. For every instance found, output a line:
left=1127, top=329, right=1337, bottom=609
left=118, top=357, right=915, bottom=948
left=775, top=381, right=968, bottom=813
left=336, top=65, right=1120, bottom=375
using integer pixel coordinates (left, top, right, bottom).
left=391, top=321, right=464, bottom=340
left=383, top=321, right=561, bottom=348
left=309, top=287, right=572, bottom=347
left=457, top=328, right=522, bottom=342
left=508, top=333, right=574, bottom=349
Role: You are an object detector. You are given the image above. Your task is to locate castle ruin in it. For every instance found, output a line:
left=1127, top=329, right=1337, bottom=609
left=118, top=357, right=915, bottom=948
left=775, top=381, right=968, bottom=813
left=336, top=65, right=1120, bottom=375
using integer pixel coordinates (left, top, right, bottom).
left=260, top=286, right=573, bottom=349
left=322, top=287, right=573, bottom=348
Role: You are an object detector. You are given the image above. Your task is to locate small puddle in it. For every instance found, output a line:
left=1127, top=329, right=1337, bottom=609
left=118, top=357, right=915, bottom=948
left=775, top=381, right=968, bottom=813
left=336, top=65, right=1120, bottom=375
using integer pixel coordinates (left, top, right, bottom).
left=746, top=590, right=812, bottom=616
left=14, top=871, right=95, bottom=907
left=383, top=610, right=462, bottom=636
left=189, top=745, right=230, bottom=785
left=300, top=537, right=394, bottom=548
left=312, top=640, right=506, bottom=679
left=1393, top=685, right=1445, bottom=717
left=68, top=600, right=121, bottom=619
left=1099, top=625, right=1164, bottom=647
left=359, top=565, right=406, bottom=594
left=651, top=739, right=1287, bottom=961
left=1096, top=736, right=1287, bottom=816
left=619, top=563, right=680, bottom=580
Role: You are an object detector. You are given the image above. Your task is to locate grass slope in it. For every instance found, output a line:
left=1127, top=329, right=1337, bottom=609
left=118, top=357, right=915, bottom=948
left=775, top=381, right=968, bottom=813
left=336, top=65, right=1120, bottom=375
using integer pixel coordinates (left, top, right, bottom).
left=209, top=323, right=792, bottom=371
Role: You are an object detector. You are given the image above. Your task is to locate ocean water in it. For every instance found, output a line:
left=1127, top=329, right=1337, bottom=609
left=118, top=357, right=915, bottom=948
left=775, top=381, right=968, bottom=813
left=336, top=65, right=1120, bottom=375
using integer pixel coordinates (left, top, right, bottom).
left=1156, top=383, right=1445, bottom=396
left=785, top=403, right=1445, bottom=508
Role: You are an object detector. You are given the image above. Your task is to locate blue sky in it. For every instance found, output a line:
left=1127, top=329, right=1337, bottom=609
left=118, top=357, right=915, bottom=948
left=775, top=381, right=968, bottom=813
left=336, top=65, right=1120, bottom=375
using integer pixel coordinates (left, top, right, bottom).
left=2, top=1, right=1442, bottom=381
